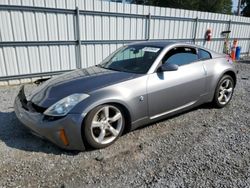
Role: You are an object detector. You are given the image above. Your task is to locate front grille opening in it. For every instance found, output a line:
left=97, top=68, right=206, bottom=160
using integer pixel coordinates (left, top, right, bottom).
left=21, top=100, right=29, bottom=111
left=31, top=103, right=46, bottom=113
left=43, top=115, right=65, bottom=121
left=28, top=102, right=65, bottom=121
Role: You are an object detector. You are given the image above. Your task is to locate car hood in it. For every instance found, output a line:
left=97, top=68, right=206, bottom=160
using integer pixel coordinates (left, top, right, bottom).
left=29, top=66, right=140, bottom=108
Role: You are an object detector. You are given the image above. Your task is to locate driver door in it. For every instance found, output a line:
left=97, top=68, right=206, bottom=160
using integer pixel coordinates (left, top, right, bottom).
left=147, top=46, right=207, bottom=119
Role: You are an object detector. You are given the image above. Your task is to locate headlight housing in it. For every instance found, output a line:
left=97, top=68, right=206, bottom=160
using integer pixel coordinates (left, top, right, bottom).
left=44, top=94, right=89, bottom=116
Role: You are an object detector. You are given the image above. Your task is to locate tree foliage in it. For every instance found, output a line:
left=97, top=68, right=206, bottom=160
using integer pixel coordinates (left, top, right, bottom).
left=241, top=0, right=250, bottom=17
left=132, top=0, right=232, bottom=14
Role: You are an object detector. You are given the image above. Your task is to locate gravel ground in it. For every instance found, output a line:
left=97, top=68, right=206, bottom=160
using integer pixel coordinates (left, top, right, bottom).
left=0, top=62, right=249, bottom=188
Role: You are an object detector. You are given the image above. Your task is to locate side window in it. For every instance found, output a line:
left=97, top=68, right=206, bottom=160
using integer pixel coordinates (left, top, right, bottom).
left=198, top=49, right=211, bottom=60
left=163, top=47, right=198, bottom=66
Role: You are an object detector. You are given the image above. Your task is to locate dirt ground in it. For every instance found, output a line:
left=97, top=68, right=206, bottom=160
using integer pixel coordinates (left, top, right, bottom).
left=0, top=61, right=249, bottom=188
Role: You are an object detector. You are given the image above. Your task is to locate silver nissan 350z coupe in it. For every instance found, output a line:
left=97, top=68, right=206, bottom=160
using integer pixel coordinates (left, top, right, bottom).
left=14, top=41, right=237, bottom=151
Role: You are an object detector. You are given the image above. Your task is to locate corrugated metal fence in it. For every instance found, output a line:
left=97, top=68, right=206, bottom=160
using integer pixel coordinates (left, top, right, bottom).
left=0, top=0, right=250, bottom=83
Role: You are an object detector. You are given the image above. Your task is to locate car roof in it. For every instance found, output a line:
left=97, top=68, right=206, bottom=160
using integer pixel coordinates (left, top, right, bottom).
left=128, top=41, right=207, bottom=49
left=128, top=41, right=224, bottom=58
left=128, top=41, right=175, bottom=48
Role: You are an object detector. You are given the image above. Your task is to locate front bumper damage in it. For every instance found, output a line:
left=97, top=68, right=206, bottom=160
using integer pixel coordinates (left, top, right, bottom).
left=14, top=86, right=85, bottom=151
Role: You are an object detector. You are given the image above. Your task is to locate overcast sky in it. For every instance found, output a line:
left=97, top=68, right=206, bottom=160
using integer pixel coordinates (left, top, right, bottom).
left=232, top=0, right=239, bottom=12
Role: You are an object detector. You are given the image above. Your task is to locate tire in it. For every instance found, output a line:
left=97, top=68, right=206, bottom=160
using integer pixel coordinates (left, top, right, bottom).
left=213, top=75, right=235, bottom=108
left=83, top=104, right=125, bottom=149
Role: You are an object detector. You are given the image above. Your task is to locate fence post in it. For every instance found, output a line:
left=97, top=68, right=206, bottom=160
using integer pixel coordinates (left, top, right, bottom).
left=248, top=33, right=250, bottom=56
left=193, top=17, right=198, bottom=44
left=75, top=6, right=82, bottom=69
left=147, top=13, right=151, bottom=40
left=228, top=19, right=231, bottom=31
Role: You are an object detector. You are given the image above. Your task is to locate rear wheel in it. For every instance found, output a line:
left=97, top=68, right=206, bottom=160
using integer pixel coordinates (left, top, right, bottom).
left=83, top=104, right=125, bottom=149
left=213, top=75, right=234, bottom=108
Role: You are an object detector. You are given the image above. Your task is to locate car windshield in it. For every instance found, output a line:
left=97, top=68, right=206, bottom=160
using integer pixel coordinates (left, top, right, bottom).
left=99, top=45, right=163, bottom=74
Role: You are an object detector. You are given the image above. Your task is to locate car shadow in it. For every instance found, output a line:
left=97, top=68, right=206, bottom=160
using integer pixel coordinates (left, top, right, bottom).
left=129, top=102, right=214, bottom=132
left=0, top=111, right=79, bottom=155
left=0, top=103, right=214, bottom=154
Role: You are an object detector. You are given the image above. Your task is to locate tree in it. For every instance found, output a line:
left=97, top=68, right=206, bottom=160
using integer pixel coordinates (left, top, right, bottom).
left=132, top=0, right=232, bottom=14
left=198, top=0, right=232, bottom=14
left=241, top=0, right=250, bottom=17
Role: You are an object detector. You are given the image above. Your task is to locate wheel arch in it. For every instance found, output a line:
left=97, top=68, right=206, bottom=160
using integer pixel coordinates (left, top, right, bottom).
left=107, top=102, right=132, bottom=133
left=207, top=69, right=237, bottom=103
left=211, top=70, right=237, bottom=107
left=80, top=101, right=132, bottom=139
left=223, top=70, right=237, bottom=86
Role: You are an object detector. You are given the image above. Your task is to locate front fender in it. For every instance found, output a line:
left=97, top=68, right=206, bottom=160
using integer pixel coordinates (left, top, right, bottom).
left=74, top=95, right=133, bottom=118
left=71, top=76, right=148, bottom=124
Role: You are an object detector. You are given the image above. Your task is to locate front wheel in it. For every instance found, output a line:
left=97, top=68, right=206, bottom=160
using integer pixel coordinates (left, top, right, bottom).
left=213, top=75, right=235, bottom=108
left=83, top=104, right=125, bottom=149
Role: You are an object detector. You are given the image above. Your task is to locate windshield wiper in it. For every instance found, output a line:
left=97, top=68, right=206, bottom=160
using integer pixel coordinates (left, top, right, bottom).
left=95, top=64, right=103, bottom=68
left=96, top=64, right=120, bottom=72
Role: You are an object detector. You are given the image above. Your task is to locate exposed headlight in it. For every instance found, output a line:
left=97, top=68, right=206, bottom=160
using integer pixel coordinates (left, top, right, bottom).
left=44, top=94, right=89, bottom=116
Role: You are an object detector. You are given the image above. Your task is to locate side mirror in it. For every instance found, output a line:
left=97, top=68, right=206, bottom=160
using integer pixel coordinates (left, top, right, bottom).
left=159, top=63, right=179, bottom=72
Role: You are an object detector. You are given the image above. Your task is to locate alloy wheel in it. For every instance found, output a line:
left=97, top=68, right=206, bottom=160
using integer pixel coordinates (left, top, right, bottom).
left=90, top=105, right=123, bottom=145
left=217, top=78, right=233, bottom=105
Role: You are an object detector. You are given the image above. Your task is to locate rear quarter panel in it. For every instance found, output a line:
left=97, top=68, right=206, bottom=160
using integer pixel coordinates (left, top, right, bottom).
left=203, top=56, right=236, bottom=102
